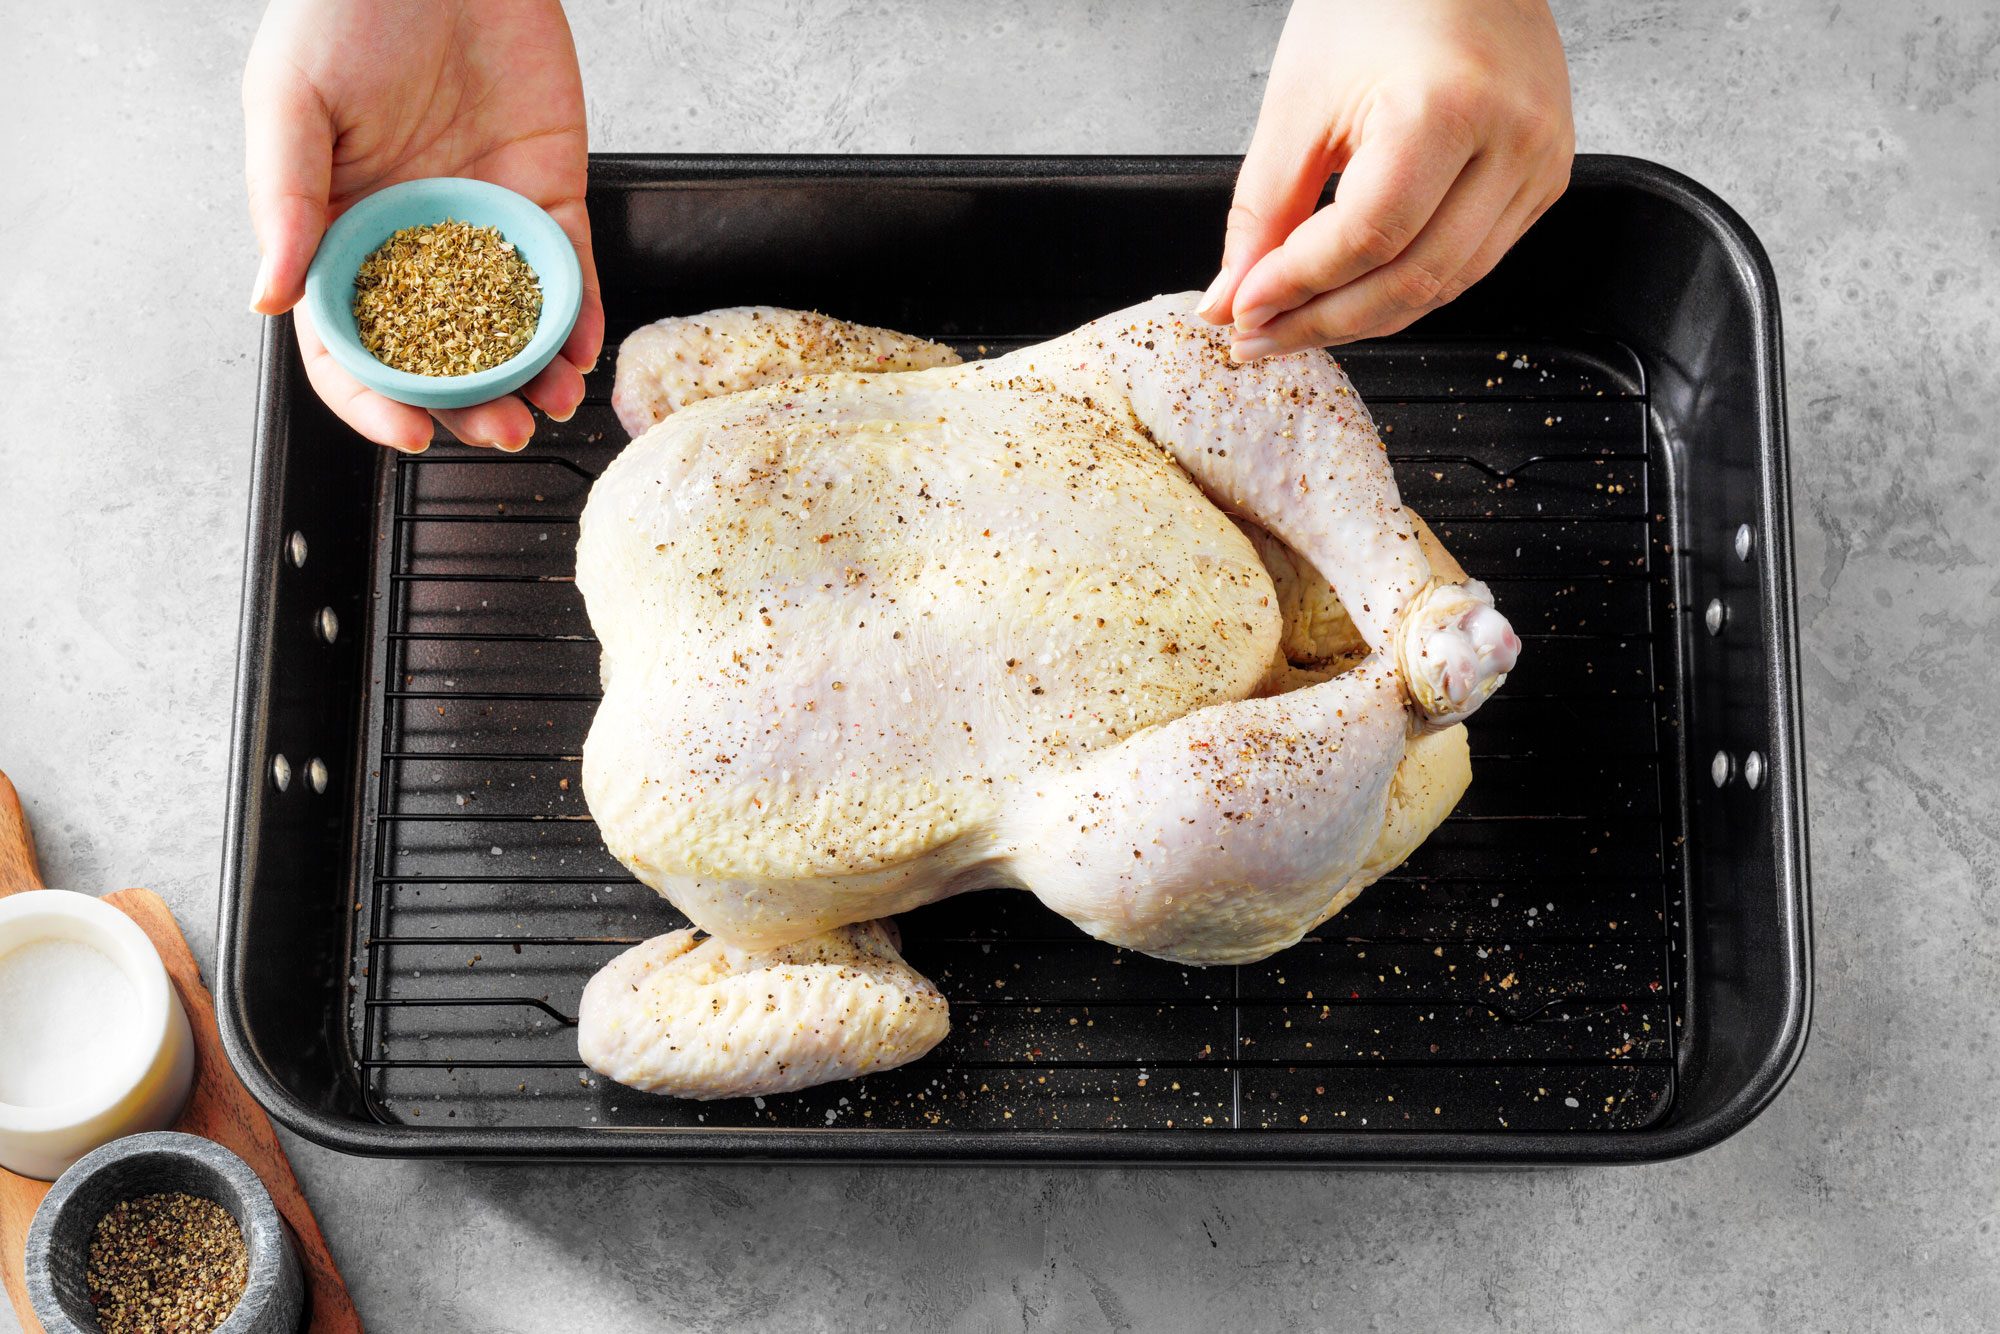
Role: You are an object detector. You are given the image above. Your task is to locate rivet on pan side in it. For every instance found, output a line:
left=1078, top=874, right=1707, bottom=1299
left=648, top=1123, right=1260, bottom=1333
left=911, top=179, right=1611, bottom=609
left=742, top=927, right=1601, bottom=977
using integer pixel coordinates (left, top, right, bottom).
left=1704, top=599, right=1727, bottom=636
left=308, top=758, right=329, bottom=794
left=317, top=607, right=340, bottom=644
left=288, top=531, right=308, bottom=568
left=272, top=753, right=292, bottom=793
left=1743, top=751, right=1764, bottom=790
left=1710, top=750, right=1734, bottom=788
left=1734, top=524, right=1755, bottom=561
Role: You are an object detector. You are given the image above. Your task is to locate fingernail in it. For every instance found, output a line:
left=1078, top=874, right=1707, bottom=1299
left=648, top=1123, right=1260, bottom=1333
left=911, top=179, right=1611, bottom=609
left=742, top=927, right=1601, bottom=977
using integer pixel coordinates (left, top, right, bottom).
left=1195, top=269, right=1232, bottom=320
left=498, top=439, right=529, bottom=453
left=1230, top=335, right=1281, bottom=364
left=1234, top=305, right=1279, bottom=335
left=248, top=253, right=272, bottom=313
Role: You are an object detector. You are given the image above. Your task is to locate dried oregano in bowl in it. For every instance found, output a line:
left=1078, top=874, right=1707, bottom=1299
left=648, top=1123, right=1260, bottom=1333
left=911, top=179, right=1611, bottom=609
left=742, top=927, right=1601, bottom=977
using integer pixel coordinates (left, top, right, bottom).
left=351, top=218, right=543, bottom=377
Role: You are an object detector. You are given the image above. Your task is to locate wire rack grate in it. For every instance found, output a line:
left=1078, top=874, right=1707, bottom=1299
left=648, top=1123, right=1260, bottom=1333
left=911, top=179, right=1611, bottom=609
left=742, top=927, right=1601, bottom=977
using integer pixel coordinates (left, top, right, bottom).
left=349, top=333, right=1686, bottom=1134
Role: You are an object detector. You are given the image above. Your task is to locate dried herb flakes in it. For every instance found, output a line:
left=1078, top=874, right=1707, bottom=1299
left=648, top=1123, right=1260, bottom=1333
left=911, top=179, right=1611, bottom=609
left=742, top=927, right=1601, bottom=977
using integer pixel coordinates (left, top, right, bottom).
left=352, top=217, right=543, bottom=376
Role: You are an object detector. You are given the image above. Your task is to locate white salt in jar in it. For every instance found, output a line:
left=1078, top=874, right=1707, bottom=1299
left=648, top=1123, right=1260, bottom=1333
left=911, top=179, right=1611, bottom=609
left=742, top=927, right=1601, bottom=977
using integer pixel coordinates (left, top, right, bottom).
left=0, top=891, right=194, bottom=1180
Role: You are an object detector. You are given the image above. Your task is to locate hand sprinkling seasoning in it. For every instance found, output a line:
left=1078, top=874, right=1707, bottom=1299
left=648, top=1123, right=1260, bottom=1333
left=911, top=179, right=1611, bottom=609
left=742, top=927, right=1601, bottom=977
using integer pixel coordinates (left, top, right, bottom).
left=86, top=1192, right=249, bottom=1334
left=352, top=218, right=542, bottom=376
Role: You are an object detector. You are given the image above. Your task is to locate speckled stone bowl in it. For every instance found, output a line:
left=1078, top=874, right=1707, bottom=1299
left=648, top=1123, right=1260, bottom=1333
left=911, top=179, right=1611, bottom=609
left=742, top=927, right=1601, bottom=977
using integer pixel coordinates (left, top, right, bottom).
left=24, top=1131, right=303, bottom=1334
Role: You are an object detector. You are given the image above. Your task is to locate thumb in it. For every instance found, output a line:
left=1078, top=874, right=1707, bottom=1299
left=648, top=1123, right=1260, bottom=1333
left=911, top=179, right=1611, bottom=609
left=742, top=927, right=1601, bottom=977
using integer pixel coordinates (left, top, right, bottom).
left=1199, top=102, right=1336, bottom=325
left=242, top=61, right=333, bottom=315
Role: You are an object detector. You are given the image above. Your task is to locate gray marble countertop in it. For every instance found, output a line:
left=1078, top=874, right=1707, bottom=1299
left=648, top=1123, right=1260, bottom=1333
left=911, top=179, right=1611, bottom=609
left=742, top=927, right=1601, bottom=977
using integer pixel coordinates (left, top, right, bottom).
left=3, top=2, right=1996, bottom=1329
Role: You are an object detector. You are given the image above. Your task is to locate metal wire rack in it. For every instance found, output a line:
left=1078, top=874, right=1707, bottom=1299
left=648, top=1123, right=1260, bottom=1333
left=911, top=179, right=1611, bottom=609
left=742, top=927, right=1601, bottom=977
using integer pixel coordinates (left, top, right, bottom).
left=348, top=332, right=1687, bottom=1134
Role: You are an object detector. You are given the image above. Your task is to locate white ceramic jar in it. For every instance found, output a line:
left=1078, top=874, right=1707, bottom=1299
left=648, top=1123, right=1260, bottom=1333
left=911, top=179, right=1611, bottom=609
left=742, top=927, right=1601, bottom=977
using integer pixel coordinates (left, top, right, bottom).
left=0, top=890, right=194, bottom=1180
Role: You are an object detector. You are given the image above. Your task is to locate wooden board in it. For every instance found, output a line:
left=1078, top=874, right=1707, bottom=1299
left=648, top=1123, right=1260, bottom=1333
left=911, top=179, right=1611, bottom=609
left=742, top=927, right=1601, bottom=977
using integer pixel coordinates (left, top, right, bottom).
left=0, top=771, right=363, bottom=1333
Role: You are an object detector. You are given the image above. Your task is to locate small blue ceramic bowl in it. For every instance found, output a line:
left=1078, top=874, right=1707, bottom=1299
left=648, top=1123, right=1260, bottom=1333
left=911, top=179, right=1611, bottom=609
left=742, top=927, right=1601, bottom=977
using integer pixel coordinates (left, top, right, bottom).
left=301, top=177, right=582, bottom=410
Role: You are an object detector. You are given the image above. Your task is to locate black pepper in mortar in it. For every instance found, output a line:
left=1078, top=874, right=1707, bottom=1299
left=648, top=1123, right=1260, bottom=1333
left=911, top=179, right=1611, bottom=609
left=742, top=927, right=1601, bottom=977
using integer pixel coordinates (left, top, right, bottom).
left=86, top=1192, right=248, bottom=1334
left=352, top=217, right=543, bottom=376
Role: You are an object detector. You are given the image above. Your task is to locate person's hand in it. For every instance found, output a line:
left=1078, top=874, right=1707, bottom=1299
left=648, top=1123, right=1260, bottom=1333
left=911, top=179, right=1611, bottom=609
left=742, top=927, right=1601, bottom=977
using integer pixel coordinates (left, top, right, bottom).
left=1200, top=0, right=1572, bottom=360
left=243, top=0, right=602, bottom=452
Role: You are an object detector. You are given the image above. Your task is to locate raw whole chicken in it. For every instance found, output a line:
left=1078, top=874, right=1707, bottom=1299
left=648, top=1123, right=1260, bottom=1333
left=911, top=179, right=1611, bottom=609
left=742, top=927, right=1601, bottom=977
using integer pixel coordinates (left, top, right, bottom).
left=575, top=293, right=1519, bottom=1099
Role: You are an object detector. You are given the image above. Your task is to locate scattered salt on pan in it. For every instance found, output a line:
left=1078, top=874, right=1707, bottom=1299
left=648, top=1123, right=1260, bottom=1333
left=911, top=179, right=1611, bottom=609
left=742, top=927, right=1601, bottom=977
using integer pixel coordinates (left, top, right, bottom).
left=0, top=939, right=140, bottom=1107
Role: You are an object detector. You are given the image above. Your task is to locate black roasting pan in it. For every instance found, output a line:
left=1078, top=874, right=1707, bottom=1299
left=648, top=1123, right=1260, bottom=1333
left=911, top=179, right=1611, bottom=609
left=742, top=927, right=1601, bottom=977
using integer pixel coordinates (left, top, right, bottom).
left=219, top=155, right=1810, bottom=1164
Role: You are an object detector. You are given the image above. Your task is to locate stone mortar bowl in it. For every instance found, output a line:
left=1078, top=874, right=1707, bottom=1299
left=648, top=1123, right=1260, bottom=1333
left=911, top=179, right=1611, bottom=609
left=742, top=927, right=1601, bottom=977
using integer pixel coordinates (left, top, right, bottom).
left=25, top=1131, right=303, bottom=1334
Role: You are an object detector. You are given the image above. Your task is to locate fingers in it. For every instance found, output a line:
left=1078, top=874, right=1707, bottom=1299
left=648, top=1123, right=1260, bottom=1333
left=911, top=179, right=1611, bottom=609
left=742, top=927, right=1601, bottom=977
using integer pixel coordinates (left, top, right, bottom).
left=295, top=307, right=541, bottom=453
left=1198, top=65, right=1340, bottom=325
left=1231, top=153, right=1526, bottom=360
left=565, top=281, right=607, bottom=378
left=1200, top=118, right=1329, bottom=324
left=1421, top=176, right=1562, bottom=321
left=504, top=190, right=588, bottom=426
left=293, top=307, right=434, bottom=453
left=433, top=397, right=538, bottom=452
left=520, top=353, right=587, bottom=423
left=1213, top=0, right=1575, bottom=356
left=1228, top=113, right=1474, bottom=334
left=242, top=57, right=334, bottom=316
left=544, top=197, right=606, bottom=374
